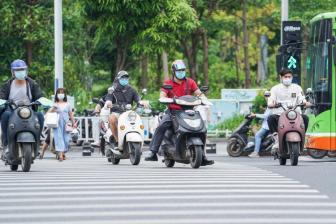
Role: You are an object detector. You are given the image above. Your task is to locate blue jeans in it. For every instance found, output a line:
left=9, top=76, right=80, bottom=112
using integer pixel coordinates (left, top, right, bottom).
left=1, top=109, right=44, bottom=146
left=254, top=128, right=269, bottom=153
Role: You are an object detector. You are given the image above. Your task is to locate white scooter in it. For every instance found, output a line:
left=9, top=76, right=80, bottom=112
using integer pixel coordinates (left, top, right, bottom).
left=101, top=104, right=144, bottom=165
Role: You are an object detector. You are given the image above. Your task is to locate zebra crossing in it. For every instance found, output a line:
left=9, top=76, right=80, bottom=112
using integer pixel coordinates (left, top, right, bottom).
left=0, top=152, right=336, bottom=224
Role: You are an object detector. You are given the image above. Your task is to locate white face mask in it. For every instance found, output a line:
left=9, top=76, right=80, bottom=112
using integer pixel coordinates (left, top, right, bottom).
left=282, top=77, right=293, bottom=86
left=14, top=70, right=27, bottom=80
left=58, top=94, right=65, bottom=100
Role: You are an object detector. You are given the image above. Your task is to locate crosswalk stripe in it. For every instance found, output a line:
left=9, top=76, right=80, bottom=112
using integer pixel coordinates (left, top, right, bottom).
left=0, top=155, right=335, bottom=224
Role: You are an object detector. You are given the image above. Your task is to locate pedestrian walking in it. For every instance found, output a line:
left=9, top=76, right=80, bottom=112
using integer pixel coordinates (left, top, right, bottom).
left=48, top=88, right=76, bottom=161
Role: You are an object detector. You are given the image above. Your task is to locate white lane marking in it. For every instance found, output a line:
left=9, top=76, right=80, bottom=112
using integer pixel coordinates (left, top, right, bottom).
left=13, top=218, right=336, bottom=224
left=0, top=184, right=310, bottom=189
left=1, top=202, right=336, bottom=211
left=0, top=189, right=320, bottom=197
left=2, top=209, right=336, bottom=219
left=0, top=194, right=329, bottom=203
left=0, top=180, right=302, bottom=184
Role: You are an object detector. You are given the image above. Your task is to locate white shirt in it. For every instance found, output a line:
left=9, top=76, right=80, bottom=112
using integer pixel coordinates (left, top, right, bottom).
left=256, top=108, right=271, bottom=130
left=9, top=81, right=31, bottom=105
left=268, top=83, right=305, bottom=115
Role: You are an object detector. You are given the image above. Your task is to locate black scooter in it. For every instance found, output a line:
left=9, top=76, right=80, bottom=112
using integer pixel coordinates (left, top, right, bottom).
left=158, top=85, right=211, bottom=169
left=0, top=100, right=42, bottom=172
left=227, top=114, right=273, bottom=157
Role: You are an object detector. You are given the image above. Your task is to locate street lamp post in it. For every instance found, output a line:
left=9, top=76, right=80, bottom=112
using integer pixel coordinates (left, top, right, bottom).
left=54, top=0, right=63, bottom=91
left=281, top=0, right=288, bottom=45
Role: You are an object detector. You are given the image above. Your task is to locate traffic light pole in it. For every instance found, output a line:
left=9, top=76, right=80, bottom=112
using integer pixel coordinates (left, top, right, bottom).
left=281, top=0, right=288, bottom=45
left=54, top=0, right=63, bottom=91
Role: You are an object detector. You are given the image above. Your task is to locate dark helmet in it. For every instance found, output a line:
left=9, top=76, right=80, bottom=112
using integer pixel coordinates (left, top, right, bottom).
left=171, top=60, right=186, bottom=73
left=11, top=59, right=27, bottom=71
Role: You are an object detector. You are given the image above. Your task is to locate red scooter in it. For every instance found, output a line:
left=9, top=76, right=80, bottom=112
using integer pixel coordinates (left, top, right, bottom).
left=273, top=102, right=306, bottom=166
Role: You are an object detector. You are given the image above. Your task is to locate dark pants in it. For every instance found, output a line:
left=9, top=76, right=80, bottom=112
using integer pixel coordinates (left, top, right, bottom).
left=149, top=113, right=172, bottom=153
left=267, top=114, right=309, bottom=133
left=1, top=109, right=44, bottom=146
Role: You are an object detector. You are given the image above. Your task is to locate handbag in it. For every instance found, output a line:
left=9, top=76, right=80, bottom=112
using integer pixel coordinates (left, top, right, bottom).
left=65, top=123, right=74, bottom=132
left=45, top=112, right=59, bottom=128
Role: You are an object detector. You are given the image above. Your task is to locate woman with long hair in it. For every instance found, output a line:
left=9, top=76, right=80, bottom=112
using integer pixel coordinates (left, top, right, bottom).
left=49, top=88, right=76, bottom=161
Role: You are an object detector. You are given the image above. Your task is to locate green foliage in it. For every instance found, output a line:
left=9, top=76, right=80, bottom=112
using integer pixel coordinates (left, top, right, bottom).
left=214, top=114, right=244, bottom=131
left=1, top=0, right=335, bottom=113
left=252, top=91, right=267, bottom=114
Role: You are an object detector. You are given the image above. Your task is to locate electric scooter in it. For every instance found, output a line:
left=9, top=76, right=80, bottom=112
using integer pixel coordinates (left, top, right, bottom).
left=158, top=85, right=212, bottom=169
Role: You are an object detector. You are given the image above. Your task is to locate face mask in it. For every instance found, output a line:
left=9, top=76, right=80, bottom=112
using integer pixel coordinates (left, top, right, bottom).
left=175, top=71, right=186, bottom=80
left=14, top=70, right=27, bottom=80
left=119, top=78, right=129, bottom=86
left=58, top=94, right=65, bottom=100
left=282, top=77, right=293, bottom=86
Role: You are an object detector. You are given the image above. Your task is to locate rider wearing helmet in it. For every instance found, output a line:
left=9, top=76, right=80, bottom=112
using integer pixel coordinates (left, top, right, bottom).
left=145, top=60, right=214, bottom=166
left=104, top=70, right=140, bottom=148
left=0, top=59, right=44, bottom=155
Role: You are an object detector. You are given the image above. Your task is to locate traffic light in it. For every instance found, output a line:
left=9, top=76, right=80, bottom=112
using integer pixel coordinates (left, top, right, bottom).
left=276, top=21, right=302, bottom=84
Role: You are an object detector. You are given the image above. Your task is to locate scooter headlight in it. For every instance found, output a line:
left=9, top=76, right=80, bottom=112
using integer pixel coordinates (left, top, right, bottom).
left=287, top=110, right=297, bottom=120
left=183, top=118, right=201, bottom=128
left=128, top=112, right=137, bottom=122
left=19, top=107, right=31, bottom=119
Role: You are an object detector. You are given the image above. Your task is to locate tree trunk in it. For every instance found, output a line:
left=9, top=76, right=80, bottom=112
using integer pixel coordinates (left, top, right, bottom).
left=202, top=30, right=209, bottom=86
left=26, top=41, right=33, bottom=66
left=301, top=26, right=309, bottom=86
left=242, top=0, right=251, bottom=88
left=115, top=37, right=127, bottom=76
left=234, top=24, right=240, bottom=86
left=140, top=55, right=148, bottom=89
left=162, top=51, right=169, bottom=80
left=156, top=53, right=162, bottom=88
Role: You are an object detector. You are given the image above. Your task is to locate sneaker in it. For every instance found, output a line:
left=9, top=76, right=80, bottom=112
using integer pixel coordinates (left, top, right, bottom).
left=201, top=157, right=215, bottom=166
left=271, top=142, right=279, bottom=155
left=1, top=147, right=9, bottom=161
left=249, top=151, right=260, bottom=158
left=91, top=141, right=100, bottom=148
left=145, top=151, right=158, bottom=161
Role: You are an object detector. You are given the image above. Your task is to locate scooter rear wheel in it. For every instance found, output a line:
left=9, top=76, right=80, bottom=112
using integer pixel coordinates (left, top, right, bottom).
left=164, top=159, right=175, bottom=168
left=279, top=157, right=287, bottom=165
left=110, top=153, right=120, bottom=165
left=100, top=137, right=106, bottom=156
left=190, top=145, right=203, bottom=169
left=10, top=165, right=18, bottom=171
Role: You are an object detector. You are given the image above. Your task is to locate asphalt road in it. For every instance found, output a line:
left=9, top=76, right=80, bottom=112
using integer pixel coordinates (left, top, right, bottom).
left=0, top=146, right=336, bottom=224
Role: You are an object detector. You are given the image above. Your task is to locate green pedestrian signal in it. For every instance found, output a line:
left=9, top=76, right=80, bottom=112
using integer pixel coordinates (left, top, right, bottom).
left=287, top=56, right=297, bottom=69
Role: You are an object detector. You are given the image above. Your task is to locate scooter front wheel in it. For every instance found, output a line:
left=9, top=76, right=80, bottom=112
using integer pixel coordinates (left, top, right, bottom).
left=288, top=142, right=299, bottom=166
left=190, top=145, right=203, bottom=169
left=227, top=138, right=245, bottom=157
left=20, top=143, right=33, bottom=172
left=129, top=142, right=141, bottom=165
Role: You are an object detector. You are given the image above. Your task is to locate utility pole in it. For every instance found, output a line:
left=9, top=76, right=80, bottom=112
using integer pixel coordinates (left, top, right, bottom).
left=281, top=0, right=288, bottom=45
left=54, top=0, right=63, bottom=91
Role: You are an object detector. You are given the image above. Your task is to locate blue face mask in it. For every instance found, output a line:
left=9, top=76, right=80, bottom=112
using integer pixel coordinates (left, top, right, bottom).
left=175, top=71, right=186, bottom=80
left=119, top=78, right=129, bottom=86
left=14, top=70, right=27, bottom=80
